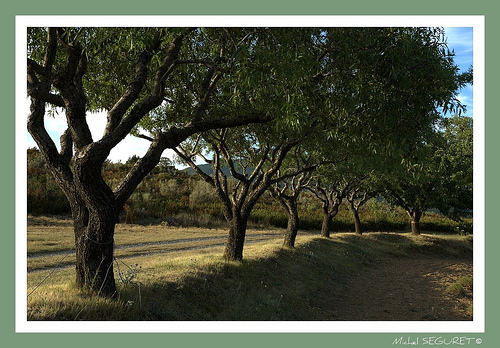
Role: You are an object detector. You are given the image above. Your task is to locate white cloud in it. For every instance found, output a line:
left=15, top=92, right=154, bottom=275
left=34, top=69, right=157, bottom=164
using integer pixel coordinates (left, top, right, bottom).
left=459, top=93, right=471, bottom=104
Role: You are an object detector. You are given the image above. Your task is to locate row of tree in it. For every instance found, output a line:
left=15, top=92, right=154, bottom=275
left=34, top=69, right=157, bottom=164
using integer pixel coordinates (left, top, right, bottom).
left=174, top=115, right=472, bottom=253
left=28, top=142, right=466, bottom=233
left=27, top=27, right=472, bottom=297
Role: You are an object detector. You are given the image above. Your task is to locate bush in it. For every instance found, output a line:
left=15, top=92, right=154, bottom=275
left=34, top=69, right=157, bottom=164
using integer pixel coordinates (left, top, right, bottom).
left=457, top=276, right=473, bottom=289
left=445, top=283, right=467, bottom=297
left=189, top=180, right=219, bottom=208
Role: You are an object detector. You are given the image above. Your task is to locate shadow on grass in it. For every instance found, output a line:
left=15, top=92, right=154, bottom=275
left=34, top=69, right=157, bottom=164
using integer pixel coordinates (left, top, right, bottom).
left=115, top=233, right=472, bottom=321
left=28, top=232, right=472, bottom=321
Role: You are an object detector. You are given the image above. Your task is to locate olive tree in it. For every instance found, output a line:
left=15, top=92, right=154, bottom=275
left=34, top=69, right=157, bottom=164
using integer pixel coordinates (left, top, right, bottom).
left=175, top=27, right=468, bottom=257
left=174, top=124, right=319, bottom=260
left=382, top=115, right=473, bottom=234
left=268, top=146, right=327, bottom=248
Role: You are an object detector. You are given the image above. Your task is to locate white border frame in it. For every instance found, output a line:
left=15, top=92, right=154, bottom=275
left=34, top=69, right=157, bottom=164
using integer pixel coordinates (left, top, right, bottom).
left=16, top=15, right=485, bottom=333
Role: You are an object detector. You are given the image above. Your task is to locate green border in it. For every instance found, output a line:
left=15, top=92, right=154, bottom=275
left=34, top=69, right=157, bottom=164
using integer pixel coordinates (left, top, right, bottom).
left=4, top=1, right=494, bottom=347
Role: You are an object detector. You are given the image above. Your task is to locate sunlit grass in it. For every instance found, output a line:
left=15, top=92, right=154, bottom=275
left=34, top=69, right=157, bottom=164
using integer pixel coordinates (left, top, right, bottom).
left=26, top=225, right=472, bottom=321
left=28, top=215, right=284, bottom=256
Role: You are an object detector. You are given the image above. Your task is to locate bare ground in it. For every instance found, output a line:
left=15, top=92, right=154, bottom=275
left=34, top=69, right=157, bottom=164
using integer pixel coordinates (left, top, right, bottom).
left=331, top=255, right=473, bottom=321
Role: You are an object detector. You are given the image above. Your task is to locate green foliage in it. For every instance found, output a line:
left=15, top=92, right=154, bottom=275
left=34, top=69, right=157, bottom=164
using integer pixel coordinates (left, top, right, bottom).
left=382, top=115, right=473, bottom=222
left=317, top=27, right=466, bottom=156
left=134, top=27, right=323, bottom=138
left=27, top=148, right=71, bottom=215
left=27, top=27, right=470, bottom=230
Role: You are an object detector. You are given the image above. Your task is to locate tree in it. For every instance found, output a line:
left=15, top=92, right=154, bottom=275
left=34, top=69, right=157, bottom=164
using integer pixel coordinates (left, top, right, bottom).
left=269, top=149, right=317, bottom=248
left=317, top=27, right=468, bottom=157
left=346, top=180, right=375, bottom=235
left=27, top=27, right=288, bottom=296
left=435, top=115, right=473, bottom=218
left=382, top=115, right=473, bottom=234
left=174, top=125, right=318, bottom=260
left=347, top=189, right=369, bottom=235
left=160, top=28, right=324, bottom=260
left=270, top=173, right=311, bottom=248
left=382, top=148, right=439, bottom=235
left=343, top=156, right=385, bottom=235
left=307, top=163, right=360, bottom=238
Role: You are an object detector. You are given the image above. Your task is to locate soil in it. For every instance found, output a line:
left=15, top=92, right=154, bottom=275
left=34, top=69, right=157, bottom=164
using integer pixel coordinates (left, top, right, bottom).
left=331, top=255, right=473, bottom=321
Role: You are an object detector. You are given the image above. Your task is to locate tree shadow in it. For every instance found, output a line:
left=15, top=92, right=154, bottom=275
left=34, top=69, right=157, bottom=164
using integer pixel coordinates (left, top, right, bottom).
left=116, top=233, right=471, bottom=321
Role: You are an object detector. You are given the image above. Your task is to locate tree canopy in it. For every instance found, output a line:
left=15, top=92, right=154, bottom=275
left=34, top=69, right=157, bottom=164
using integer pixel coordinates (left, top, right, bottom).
left=26, top=26, right=472, bottom=295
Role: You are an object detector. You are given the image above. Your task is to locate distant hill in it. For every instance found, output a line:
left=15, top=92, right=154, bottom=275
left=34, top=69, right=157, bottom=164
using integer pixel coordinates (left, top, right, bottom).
left=182, top=163, right=254, bottom=177
left=182, top=163, right=215, bottom=176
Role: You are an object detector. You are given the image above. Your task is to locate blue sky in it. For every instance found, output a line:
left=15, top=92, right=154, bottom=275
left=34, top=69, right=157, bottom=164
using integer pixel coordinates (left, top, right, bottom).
left=444, top=26, right=474, bottom=117
left=26, top=26, right=475, bottom=163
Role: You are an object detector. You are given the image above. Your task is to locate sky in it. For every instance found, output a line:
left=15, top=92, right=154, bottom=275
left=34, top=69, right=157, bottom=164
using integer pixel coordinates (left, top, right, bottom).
left=25, top=26, right=475, bottom=164
left=444, top=27, right=474, bottom=117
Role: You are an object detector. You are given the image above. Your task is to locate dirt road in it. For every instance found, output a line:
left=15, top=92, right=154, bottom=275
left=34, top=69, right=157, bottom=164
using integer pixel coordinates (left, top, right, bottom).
left=331, top=255, right=473, bottom=321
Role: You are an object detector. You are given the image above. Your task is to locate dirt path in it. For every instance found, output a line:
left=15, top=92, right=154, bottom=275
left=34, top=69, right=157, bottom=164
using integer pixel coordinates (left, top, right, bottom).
left=331, top=256, right=473, bottom=321
left=27, top=233, right=278, bottom=273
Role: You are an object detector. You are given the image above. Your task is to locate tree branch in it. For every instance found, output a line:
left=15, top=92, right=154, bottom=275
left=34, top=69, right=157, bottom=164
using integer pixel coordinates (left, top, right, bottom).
left=27, top=82, right=65, bottom=107
left=104, top=30, right=186, bottom=140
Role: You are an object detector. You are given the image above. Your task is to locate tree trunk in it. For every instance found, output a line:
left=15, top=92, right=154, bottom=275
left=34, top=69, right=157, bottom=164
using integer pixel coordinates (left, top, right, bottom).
left=349, top=200, right=363, bottom=235
left=72, top=155, right=118, bottom=297
left=224, top=214, right=248, bottom=261
left=283, top=200, right=300, bottom=248
left=74, top=211, right=117, bottom=297
left=353, top=209, right=362, bottom=235
left=321, top=212, right=332, bottom=238
left=408, top=209, right=423, bottom=235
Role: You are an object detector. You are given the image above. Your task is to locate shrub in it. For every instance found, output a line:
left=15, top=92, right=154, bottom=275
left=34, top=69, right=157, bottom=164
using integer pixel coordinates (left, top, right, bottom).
left=189, top=180, right=219, bottom=208
left=457, top=276, right=473, bottom=289
left=445, top=283, right=467, bottom=297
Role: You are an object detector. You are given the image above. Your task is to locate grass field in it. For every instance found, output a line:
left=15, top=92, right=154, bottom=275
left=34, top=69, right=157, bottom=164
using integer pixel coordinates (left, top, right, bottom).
left=26, top=216, right=473, bottom=321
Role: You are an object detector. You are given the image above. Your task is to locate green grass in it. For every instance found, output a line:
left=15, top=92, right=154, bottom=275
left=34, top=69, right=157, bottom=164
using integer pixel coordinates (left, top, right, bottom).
left=445, top=276, right=473, bottom=299
left=457, top=275, right=473, bottom=289
left=27, top=226, right=473, bottom=321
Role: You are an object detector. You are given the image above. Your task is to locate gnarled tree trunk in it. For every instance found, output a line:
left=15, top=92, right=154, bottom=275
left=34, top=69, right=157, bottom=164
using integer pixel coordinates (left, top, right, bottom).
left=224, top=213, right=248, bottom=261
left=347, top=190, right=369, bottom=235
left=321, top=201, right=339, bottom=238
left=282, top=198, right=300, bottom=248
left=408, top=208, right=423, bottom=235
left=72, top=154, right=119, bottom=297
left=353, top=209, right=362, bottom=235
left=73, top=211, right=117, bottom=296
left=321, top=212, right=333, bottom=238
left=349, top=201, right=363, bottom=235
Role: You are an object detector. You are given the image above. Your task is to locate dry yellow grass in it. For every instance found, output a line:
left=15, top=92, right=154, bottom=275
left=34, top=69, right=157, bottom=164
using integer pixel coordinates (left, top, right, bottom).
left=28, top=215, right=283, bottom=255
left=26, top=217, right=473, bottom=321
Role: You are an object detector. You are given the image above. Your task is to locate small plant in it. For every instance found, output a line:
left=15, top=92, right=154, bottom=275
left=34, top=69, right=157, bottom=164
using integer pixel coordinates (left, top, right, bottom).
left=115, top=260, right=143, bottom=307
left=445, top=283, right=467, bottom=297
left=116, top=262, right=142, bottom=285
left=457, top=276, right=473, bottom=289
